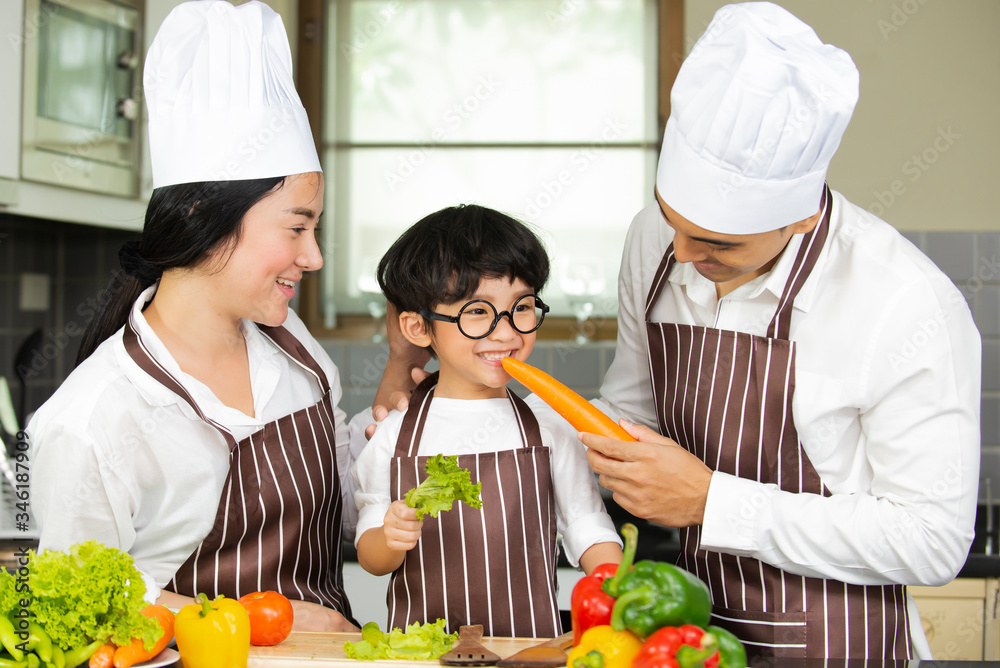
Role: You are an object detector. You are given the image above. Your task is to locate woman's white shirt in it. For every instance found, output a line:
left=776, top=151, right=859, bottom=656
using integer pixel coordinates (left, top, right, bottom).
left=27, top=284, right=369, bottom=600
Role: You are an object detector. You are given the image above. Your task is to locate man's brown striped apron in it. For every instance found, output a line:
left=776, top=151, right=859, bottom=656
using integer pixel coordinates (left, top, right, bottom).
left=645, top=186, right=910, bottom=660
left=123, top=319, right=353, bottom=619
left=387, top=372, right=560, bottom=637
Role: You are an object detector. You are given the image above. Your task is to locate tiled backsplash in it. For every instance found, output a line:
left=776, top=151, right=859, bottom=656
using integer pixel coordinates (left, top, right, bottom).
left=2, top=212, right=998, bottom=498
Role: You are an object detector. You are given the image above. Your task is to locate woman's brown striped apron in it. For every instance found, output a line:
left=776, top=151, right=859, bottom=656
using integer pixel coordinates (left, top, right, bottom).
left=123, top=319, right=353, bottom=620
left=387, top=372, right=560, bottom=637
left=645, top=186, right=910, bottom=660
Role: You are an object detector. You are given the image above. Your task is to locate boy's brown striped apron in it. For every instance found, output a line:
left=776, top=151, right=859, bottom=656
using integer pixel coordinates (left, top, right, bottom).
left=645, top=186, right=910, bottom=660
left=387, top=372, right=560, bottom=637
left=123, top=319, right=353, bottom=620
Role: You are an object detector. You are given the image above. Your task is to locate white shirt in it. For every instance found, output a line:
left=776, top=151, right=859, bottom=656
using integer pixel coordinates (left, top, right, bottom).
left=352, top=394, right=622, bottom=568
left=28, top=285, right=369, bottom=600
left=597, top=191, right=981, bottom=656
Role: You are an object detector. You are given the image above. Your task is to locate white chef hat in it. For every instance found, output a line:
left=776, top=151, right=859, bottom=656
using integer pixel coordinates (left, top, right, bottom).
left=656, top=2, right=859, bottom=234
left=144, top=0, right=321, bottom=189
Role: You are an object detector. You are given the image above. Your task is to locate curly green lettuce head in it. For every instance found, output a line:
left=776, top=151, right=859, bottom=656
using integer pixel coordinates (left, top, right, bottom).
left=0, top=569, right=17, bottom=620
left=28, top=541, right=160, bottom=651
left=404, top=454, right=483, bottom=520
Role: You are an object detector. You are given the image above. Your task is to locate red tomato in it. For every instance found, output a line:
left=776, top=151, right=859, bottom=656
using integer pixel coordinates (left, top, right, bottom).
left=238, top=590, right=294, bottom=646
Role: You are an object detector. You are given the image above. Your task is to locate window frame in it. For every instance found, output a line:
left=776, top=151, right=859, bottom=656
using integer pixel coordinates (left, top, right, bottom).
left=294, top=0, right=684, bottom=341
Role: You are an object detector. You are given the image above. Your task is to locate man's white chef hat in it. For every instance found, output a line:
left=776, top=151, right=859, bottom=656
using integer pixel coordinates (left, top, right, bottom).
left=656, top=2, right=859, bottom=234
left=144, top=0, right=321, bottom=189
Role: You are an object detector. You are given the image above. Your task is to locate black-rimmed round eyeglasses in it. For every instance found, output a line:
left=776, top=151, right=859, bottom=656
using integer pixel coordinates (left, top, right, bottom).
left=419, top=294, right=550, bottom=340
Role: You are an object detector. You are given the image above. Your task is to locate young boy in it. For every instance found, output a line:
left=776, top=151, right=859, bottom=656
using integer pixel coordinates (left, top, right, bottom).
left=352, top=204, right=623, bottom=637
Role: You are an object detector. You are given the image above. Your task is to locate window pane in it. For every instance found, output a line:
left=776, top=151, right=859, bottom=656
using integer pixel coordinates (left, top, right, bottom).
left=333, top=0, right=653, bottom=143
left=322, top=146, right=654, bottom=318
left=322, top=0, right=658, bottom=323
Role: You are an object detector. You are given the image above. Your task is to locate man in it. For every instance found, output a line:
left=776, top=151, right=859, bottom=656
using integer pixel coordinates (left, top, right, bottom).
left=583, top=2, right=980, bottom=660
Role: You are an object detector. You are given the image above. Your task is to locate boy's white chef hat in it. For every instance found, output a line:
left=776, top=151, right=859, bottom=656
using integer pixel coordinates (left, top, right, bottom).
left=656, top=2, right=859, bottom=234
left=144, top=0, right=321, bottom=189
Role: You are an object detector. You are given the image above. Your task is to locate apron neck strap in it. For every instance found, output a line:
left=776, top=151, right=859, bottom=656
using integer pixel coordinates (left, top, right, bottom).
left=123, top=317, right=239, bottom=451
left=394, top=371, right=544, bottom=458
left=644, top=184, right=833, bottom=340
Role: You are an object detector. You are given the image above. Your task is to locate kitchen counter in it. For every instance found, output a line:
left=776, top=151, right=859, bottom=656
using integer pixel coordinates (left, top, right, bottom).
left=241, top=631, right=1000, bottom=666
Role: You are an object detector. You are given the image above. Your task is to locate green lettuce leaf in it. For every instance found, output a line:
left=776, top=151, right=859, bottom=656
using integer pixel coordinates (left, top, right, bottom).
left=404, top=454, right=483, bottom=519
left=344, top=619, right=457, bottom=661
left=26, top=540, right=161, bottom=651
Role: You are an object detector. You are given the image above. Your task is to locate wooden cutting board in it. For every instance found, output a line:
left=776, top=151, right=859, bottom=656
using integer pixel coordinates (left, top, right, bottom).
left=248, top=632, right=545, bottom=667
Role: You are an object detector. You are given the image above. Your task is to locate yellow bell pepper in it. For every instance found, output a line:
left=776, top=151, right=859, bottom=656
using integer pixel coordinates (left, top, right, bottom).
left=566, top=625, right=643, bottom=668
left=175, top=594, right=251, bottom=668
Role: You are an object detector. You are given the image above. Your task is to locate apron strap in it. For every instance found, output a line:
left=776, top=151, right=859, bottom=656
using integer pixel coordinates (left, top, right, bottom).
left=394, top=371, right=545, bottom=458
left=123, top=317, right=239, bottom=451
left=257, top=323, right=331, bottom=395
left=123, top=317, right=332, bottom=452
left=645, top=184, right=833, bottom=341
left=767, top=184, right=832, bottom=340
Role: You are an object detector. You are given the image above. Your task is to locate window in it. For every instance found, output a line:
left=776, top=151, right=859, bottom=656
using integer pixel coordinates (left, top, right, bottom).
left=304, top=0, right=676, bottom=338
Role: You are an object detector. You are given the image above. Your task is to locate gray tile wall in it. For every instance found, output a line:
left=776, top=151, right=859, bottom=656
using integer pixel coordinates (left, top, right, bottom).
left=3, top=214, right=997, bottom=500
left=0, top=213, right=136, bottom=429
left=904, top=232, right=1000, bottom=501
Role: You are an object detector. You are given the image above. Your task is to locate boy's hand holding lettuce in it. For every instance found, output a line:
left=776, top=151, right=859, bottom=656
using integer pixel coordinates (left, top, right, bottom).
left=0, top=541, right=162, bottom=667
left=404, top=454, right=482, bottom=519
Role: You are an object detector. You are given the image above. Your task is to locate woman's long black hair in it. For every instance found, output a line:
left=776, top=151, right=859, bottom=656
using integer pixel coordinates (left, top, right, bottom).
left=75, top=177, right=285, bottom=365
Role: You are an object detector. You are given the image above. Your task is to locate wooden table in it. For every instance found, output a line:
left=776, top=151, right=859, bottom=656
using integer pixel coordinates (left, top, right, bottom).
left=248, top=632, right=546, bottom=667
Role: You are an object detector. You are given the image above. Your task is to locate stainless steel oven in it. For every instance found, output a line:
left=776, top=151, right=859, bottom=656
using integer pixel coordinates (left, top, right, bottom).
left=21, top=0, right=143, bottom=198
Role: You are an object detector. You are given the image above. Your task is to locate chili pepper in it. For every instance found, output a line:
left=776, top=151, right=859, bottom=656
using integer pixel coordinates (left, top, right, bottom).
left=174, top=594, right=250, bottom=668
left=26, top=623, right=52, bottom=664
left=0, top=617, right=23, bottom=661
left=61, top=639, right=104, bottom=668
left=0, top=656, right=26, bottom=668
left=571, top=523, right=640, bottom=645
left=565, top=625, right=643, bottom=668
left=633, top=624, right=718, bottom=668
left=606, top=557, right=712, bottom=638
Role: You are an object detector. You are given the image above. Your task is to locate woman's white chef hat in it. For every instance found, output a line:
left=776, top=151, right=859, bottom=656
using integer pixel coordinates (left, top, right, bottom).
left=656, top=2, right=859, bottom=234
left=144, top=0, right=321, bottom=189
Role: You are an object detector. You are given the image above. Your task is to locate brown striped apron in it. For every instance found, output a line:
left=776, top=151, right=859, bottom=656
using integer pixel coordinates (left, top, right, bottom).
left=387, top=372, right=560, bottom=637
left=645, top=186, right=910, bottom=660
left=123, top=318, right=353, bottom=620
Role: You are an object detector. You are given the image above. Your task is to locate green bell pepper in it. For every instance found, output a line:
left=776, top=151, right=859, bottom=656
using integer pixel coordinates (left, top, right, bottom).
left=605, top=558, right=712, bottom=638
left=704, top=626, right=747, bottom=668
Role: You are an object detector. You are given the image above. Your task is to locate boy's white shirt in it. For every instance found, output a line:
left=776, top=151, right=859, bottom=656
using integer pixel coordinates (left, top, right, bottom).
left=352, top=393, right=622, bottom=568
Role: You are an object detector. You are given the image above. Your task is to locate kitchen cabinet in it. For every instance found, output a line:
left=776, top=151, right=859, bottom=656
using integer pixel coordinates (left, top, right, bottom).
left=911, top=577, right=1000, bottom=660
left=0, top=2, right=23, bottom=185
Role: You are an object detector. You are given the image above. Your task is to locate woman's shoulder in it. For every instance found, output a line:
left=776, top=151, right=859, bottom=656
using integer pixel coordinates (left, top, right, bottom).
left=29, top=338, right=134, bottom=444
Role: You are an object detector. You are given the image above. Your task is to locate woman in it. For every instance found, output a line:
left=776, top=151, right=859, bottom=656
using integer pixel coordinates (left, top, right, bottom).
left=28, top=0, right=363, bottom=631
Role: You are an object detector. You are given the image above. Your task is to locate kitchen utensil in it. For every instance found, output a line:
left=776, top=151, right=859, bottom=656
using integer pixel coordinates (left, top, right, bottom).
left=495, top=631, right=574, bottom=668
left=0, top=377, right=18, bottom=436
left=13, top=329, right=43, bottom=430
left=439, top=625, right=500, bottom=666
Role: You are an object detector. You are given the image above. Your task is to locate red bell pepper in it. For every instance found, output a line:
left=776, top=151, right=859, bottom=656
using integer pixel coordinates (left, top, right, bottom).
left=570, top=523, right=638, bottom=645
left=633, top=624, right=720, bottom=668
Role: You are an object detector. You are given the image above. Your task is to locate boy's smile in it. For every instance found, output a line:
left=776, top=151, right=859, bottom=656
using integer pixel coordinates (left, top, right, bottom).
left=425, top=276, right=538, bottom=400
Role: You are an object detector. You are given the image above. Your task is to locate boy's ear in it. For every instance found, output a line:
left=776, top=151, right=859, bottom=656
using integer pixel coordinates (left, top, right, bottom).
left=398, top=311, right=433, bottom=347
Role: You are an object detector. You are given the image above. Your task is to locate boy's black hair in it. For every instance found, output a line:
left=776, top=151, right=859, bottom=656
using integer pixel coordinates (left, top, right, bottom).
left=377, top=204, right=550, bottom=316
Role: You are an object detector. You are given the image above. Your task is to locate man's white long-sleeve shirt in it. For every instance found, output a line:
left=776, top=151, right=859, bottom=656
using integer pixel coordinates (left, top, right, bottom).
left=597, top=191, right=981, bottom=589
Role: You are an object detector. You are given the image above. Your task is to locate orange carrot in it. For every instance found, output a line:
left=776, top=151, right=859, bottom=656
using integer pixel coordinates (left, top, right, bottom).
left=112, top=604, right=175, bottom=668
left=89, top=644, right=116, bottom=668
left=502, top=357, right=637, bottom=441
